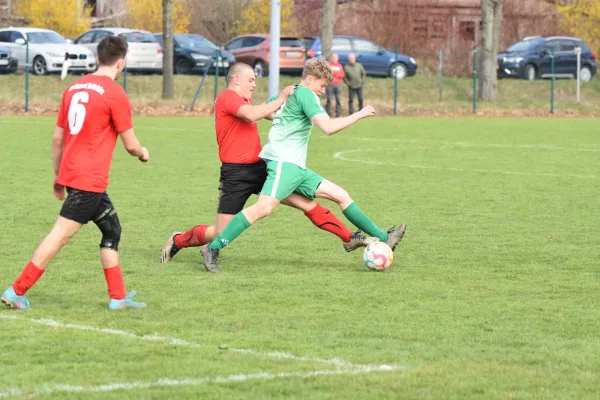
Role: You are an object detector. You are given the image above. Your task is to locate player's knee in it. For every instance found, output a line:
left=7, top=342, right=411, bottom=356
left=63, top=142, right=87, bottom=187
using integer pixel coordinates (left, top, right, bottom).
left=256, top=202, right=277, bottom=218
left=95, top=209, right=121, bottom=252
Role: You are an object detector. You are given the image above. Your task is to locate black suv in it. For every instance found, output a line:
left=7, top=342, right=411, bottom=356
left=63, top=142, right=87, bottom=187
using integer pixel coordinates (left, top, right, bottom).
left=154, top=33, right=236, bottom=75
left=497, top=36, right=597, bottom=81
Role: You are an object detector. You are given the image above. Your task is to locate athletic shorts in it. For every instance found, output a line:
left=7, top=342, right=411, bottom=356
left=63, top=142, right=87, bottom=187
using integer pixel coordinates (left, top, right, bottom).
left=217, top=161, right=267, bottom=215
left=260, top=160, right=324, bottom=201
left=59, top=187, right=115, bottom=224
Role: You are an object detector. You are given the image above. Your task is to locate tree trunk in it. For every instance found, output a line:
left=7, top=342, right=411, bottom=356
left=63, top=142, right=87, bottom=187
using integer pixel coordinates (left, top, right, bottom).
left=320, top=0, right=335, bottom=60
left=478, top=0, right=503, bottom=101
left=162, top=0, right=174, bottom=99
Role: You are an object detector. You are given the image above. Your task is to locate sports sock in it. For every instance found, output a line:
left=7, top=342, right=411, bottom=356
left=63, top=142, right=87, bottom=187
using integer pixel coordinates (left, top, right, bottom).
left=103, top=265, right=126, bottom=300
left=12, top=261, right=45, bottom=296
left=305, top=204, right=352, bottom=242
left=208, top=212, right=251, bottom=250
left=342, top=203, right=388, bottom=242
left=174, top=224, right=209, bottom=248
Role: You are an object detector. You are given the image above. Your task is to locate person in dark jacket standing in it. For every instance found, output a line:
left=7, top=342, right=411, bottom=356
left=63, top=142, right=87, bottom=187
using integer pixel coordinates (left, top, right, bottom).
left=343, top=53, right=366, bottom=115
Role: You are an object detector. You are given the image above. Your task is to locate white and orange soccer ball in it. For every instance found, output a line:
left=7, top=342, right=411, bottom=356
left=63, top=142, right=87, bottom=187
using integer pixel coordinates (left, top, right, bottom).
left=362, top=241, right=394, bottom=271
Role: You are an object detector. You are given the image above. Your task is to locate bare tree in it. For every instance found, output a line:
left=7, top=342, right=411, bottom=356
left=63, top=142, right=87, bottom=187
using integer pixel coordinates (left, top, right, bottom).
left=189, top=0, right=251, bottom=44
left=320, top=0, right=335, bottom=59
left=162, top=0, right=174, bottom=99
left=479, top=0, right=503, bottom=101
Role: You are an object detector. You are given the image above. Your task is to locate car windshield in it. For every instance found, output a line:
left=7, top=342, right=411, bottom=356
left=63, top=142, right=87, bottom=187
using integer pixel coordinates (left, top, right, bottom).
left=281, top=38, right=303, bottom=48
left=119, top=31, right=156, bottom=43
left=175, top=34, right=217, bottom=50
left=506, top=38, right=544, bottom=52
left=301, top=37, right=316, bottom=49
left=26, top=31, right=66, bottom=44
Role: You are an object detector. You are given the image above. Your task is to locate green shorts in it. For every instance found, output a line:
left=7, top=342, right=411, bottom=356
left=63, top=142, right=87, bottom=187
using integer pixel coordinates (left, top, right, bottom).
left=260, top=160, right=324, bottom=201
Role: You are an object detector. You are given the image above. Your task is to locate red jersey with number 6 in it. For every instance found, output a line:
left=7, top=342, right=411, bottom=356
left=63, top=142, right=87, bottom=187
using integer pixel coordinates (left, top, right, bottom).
left=56, top=74, right=132, bottom=193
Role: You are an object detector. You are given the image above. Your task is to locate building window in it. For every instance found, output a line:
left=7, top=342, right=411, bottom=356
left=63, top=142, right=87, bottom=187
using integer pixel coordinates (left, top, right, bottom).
left=459, top=21, right=475, bottom=41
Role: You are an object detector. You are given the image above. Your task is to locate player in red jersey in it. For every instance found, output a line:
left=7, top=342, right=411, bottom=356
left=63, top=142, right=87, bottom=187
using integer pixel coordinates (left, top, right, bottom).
left=1, top=36, right=149, bottom=310
left=159, top=62, right=376, bottom=271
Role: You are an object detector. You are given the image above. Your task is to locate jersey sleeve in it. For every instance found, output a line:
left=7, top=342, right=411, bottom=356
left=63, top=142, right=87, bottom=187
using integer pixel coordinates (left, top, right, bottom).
left=221, top=90, right=247, bottom=116
left=109, top=89, right=133, bottom=133
left=299, top=89, right=326, bottom=120
left=266, top=94, right=280, bottom=103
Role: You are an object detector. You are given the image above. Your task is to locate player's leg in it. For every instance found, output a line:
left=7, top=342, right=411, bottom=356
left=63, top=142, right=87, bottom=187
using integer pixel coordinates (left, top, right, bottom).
left=281, top=193, right=373, bottom=252
left=1, top=187, right=94, bottom=309
left=159, top=163, right=256, bottom=263
left=325, top=85, right=333, bottom=116
left=334, top=85, right=342, bottom=117
left=202, top=161, right=301, bottom=271
left=314, top=179, right=407, bottom=251
left=93, top=193, right=145, bottom=309
left=357, top=87, right=364, bottom=110
left=348, top=88, right=355, bottom=115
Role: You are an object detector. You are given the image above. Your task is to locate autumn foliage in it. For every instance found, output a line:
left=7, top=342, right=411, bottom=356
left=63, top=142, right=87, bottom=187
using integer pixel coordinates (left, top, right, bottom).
left=231, top=0, right=296, bottom=37
left=16, top=0, right=92, bottom=38
left=557, top=0, right=600, bottom=52
left=127, top=0, right=190, bottom=33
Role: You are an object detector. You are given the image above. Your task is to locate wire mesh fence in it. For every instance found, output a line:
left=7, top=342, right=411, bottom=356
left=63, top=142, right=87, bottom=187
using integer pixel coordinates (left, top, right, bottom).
left=1, top=46, right=598, bottom=116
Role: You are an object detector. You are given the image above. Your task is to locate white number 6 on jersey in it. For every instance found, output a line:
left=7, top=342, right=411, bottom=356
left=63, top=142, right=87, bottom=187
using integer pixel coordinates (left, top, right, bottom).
left=67, top=91, right=89, bottom=135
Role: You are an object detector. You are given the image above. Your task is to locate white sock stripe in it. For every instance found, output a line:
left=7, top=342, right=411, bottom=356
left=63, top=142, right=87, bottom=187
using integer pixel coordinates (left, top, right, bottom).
left=271, top=161, right=283, bottom=198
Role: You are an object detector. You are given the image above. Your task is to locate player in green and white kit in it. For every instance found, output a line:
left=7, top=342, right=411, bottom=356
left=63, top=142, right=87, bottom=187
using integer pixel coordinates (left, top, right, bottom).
left=202, top=58, right=406, bottom=271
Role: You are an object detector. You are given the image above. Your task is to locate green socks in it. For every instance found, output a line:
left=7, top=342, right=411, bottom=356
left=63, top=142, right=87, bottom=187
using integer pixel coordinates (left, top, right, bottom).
left=342, top=203, right=388, bottom=242
left=208, top=212, right=252, bottom=250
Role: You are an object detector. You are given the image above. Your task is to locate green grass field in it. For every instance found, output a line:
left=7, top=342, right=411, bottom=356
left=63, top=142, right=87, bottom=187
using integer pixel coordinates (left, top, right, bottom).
left=0, top=116, right=599, bottom=399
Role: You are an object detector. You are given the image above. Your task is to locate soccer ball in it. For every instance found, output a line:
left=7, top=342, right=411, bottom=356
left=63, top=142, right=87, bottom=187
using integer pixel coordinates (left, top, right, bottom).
left=362, top=241, right=393, bottom=271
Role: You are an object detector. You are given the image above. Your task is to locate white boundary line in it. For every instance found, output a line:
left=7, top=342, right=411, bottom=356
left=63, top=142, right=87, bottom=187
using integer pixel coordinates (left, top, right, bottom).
left=348, top=137, right=600, bottom=153
left=0, top=365, right=398, bottom=397
left=0, top=315, right=390, bottom=369
left=333, top=148, right=597, bottom=180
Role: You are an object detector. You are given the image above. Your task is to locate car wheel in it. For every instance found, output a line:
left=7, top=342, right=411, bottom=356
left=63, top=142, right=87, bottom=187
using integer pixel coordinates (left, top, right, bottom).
left=390, top=63, right=407, bottom=79
left=580, top=66, right=592, bottom=82
left=524, top=64, right=536, bottom=81
left=254, top=60, right=267, bottom=78
left=175, top=58, right=193, bottom=75
left=32, top=56, right=48, bottom=75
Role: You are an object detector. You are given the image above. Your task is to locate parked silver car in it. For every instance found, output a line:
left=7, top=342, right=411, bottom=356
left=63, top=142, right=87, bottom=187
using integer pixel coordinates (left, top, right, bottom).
left=0, top=27, right=96, bottom=75
left=74, top=28, right=162, bottom=73
left=0, top=45, right=18, bottom=73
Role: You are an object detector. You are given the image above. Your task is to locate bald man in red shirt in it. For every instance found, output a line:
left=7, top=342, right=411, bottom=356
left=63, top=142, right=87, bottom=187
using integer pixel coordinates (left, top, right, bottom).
left=159, top=62, right=375, bottom=271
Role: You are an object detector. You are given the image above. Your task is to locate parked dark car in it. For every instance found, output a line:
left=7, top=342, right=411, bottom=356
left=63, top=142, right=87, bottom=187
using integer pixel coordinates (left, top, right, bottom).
left=0, top=45, right=18, bottom=73
left=497, top=36, right=597, bottom=81
left=302, top=35, right=417, bottom=79
left=154, top=33, right=236, bottom=75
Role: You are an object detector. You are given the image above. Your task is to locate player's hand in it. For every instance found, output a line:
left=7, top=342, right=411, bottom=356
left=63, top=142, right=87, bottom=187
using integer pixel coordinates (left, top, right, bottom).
left=53, top=180, right=66, bottom=201
left=280, top=85, right=295, bottom=99
left=139, top=147, right=150, bottom=163
left=359, top=105, right=376, bottom=118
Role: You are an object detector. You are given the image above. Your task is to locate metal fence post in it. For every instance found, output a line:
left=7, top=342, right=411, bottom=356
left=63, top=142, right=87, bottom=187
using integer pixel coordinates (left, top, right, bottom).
left=394, top=44, right=399, bottom=116
left=473, top=45, right=477, bottom=114
left=190, top=64, right=211, bottom=112
left=576, top=46, right=581, bottom=103
left=214, top=48, right=221, bottom=101
left=551, top=50, right=555, bottom=114
left=25, top=40, right=29, bottom=113
left=438, top=48, right=443, bottom=102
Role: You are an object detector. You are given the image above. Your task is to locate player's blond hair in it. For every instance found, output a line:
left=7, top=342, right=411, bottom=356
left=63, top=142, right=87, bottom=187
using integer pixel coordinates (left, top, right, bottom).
left=302, top=57, right=333, bottom=83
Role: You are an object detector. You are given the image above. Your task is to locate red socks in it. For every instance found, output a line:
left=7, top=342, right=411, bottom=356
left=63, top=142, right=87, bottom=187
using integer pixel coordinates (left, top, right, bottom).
left=103, top=265, right=126, bottom=300
left=12, top=261, right=45, bottom=296
left=174, top=225, right=209, bottom=248
left=305, top=204, right=353, bottom=243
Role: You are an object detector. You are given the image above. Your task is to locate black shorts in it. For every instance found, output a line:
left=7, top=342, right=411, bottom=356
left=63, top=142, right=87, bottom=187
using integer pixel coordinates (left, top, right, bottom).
left=59, top=187, right=115, bottom=224
left=217, top=161, right=267, bottom=214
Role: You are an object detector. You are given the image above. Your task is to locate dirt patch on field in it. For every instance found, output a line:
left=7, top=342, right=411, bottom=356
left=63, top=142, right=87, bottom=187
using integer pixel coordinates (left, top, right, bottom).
left=1, top=102, right=597, bottom=118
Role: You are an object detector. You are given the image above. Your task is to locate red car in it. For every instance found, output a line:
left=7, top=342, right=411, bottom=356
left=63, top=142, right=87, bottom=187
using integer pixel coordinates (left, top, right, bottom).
left=223, top=34, right=306, bottom=77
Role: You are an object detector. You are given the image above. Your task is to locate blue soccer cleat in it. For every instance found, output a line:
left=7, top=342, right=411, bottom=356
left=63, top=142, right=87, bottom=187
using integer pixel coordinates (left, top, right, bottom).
left=108, top=291, right=147, bottom=310
left=1, top=286, right=31, bottom=310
